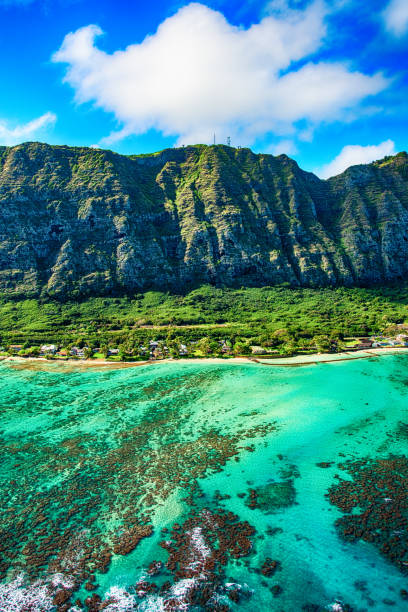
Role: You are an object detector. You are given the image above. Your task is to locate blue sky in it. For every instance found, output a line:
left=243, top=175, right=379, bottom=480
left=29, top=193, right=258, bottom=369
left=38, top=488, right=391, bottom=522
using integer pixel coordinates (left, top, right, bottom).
left=0, top=0, right=407, bottom=176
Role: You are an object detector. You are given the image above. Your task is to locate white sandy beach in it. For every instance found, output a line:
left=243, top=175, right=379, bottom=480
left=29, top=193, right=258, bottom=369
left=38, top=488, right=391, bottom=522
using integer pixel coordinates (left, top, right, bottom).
left=1, top=348, right=408, bottom=369
left=254, top=347, right=408, bottom=366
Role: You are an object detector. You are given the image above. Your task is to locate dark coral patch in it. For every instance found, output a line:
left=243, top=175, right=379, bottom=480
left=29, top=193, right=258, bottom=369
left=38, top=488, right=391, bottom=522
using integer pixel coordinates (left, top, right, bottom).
left=327, top=455, right=408, bottom=574
left=245, top=480, right=296, bottom=513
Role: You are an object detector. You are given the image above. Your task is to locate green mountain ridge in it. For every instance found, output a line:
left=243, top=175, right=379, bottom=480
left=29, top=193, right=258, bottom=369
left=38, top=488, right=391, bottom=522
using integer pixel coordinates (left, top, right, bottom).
left=0, top=142, right=407, bottom=298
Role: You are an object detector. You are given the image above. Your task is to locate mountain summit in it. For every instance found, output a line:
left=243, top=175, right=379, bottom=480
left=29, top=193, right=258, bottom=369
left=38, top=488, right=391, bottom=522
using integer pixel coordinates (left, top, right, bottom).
left=0, top=142, right=407, bottom=298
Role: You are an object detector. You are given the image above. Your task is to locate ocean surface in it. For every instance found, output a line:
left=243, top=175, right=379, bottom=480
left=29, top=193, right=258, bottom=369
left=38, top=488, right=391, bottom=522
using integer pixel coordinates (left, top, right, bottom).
left=0, top=356, right=407, bottom=611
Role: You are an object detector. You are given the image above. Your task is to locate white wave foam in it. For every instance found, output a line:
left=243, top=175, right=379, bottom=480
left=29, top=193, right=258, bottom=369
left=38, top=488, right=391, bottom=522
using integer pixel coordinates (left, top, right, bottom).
left=51, top=572, right=75, bottom=590
left=135, top=526, right=211, bottom=611
left=0, top=518, right=228, bottom=612
left=0, top=572, right=77, bottom=612
left=102, top=585, right=137, bottom=611
left=136, top=574, right=201, bottom=611
left=185, top=526, right=211, bottom=578
left=328, top=602, right=344, bottom=612
left=0, top=574, right=54, bottom=612
left=189, top=527, right=211, bottom=559
left=137, top=595, right=165, bottom=611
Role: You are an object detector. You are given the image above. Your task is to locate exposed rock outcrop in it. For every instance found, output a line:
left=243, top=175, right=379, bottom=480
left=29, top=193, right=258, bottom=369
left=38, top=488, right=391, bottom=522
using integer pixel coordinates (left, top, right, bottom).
left=0, top=142, right=407, bottom=297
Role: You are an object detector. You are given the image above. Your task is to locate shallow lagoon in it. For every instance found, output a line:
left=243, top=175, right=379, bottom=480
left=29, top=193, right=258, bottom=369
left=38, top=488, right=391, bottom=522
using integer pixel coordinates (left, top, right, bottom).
left=0, top=355, right=407, bottom=611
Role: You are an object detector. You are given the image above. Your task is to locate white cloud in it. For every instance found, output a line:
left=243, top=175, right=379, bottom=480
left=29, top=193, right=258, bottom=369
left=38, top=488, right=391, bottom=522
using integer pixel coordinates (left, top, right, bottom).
left=318, top=139, right=396, bottom=178
left=267, top=139, right=298, bottom=155
left=383, top=0, right=408, bottom=37
left=0, top=112, right=56, bottom=146
left=53, top=2, right=388, bottom=147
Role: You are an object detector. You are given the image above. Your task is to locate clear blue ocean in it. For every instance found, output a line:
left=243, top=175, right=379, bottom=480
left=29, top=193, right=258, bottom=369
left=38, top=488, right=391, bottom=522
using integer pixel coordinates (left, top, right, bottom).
left=0, top=355, right=407, bottom=611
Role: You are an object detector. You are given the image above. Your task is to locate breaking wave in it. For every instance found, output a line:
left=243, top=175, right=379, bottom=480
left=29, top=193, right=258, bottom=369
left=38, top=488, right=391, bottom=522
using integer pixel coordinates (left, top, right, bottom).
left=0, top=524, right=249, bottom=611
left=0, top=573, right=73, bottom=611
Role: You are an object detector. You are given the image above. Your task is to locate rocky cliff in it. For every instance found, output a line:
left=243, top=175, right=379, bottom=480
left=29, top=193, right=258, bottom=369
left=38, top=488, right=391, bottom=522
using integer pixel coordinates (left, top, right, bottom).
left=0, top=142, right=407, bottom=297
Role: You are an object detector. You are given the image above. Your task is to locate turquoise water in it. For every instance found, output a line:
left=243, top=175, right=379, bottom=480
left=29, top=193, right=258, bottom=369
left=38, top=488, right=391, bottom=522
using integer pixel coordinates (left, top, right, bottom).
left=0, top=356, right=407, bottom=611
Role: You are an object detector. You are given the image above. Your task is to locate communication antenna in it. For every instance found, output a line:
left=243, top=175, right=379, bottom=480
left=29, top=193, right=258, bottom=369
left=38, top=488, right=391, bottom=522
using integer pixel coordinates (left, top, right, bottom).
left=227, top=136, right=231, bottom=147
left=213, top=133, right=216, bottom=146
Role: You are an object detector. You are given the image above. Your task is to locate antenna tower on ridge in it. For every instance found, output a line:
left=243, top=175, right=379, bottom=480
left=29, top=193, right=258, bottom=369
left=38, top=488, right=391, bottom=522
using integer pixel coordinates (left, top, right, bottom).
left=227, top=136, right=231, bottom=147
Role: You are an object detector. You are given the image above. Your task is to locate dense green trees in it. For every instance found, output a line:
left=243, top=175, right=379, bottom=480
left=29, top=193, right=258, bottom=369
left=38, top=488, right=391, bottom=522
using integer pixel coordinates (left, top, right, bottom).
left=0, top=283, right=407, bottom=358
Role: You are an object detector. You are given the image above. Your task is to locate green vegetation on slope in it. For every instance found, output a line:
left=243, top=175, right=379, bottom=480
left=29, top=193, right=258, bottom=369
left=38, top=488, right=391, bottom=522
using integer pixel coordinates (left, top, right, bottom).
left=0, top=284, right=407, bottom=355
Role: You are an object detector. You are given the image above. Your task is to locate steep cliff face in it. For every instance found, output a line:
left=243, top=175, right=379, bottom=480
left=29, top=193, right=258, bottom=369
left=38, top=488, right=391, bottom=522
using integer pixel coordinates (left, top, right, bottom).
left=0, top=142, right=407, bottom=297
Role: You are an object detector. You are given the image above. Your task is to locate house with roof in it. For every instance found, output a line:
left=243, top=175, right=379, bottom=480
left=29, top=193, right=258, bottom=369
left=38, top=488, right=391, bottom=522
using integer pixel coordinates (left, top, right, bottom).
left=71, top=346, right=85, bottom=358
left=40, top=344, right=57, bottom=355
left=355, top=338, right=373, bottom=350
left=9, top=344, right=23, bottom=354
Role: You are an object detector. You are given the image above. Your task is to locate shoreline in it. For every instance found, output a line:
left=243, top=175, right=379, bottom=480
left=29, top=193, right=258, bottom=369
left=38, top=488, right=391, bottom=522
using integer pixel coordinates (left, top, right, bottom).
left=1, top=347, right=408, bottom=369
left=252, top=347, right=408, bottom=366
left=0, top=355, right=151, bottom=368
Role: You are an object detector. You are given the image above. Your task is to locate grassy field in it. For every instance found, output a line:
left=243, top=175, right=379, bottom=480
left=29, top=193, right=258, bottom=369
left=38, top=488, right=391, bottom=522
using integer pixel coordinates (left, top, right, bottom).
left=0, top=284, right=407, bottom=356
